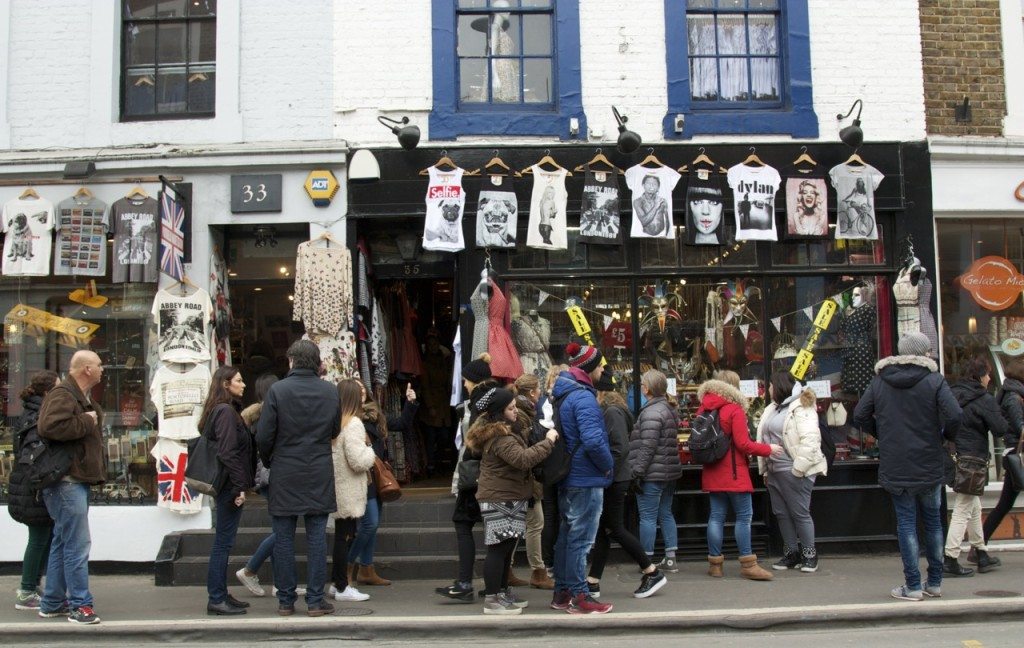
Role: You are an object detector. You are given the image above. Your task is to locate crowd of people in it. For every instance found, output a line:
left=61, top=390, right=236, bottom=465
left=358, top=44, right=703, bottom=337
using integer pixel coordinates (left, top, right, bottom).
left=7, top=330, right=1022, bottom=620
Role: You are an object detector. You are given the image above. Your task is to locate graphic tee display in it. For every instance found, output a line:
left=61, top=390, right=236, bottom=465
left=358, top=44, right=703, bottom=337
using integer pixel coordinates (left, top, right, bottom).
left=150, top=364, right=211, bottom=441
left=684, top=169, right=725, bottom=246
left=151, top=438, right=203, bottom=513
left=830, top=163, right=884, bottom=241
left=54, top=195, right=109, bottom=276
left=579, top=167, right=622, bottom=246
left=422, top=167, right=466, bottom=253
left=727, top=163, right=781, bottom=242
left=476, top=175, right=518, bottom=248
left=784, top=176, right=829, bottom=238
left=152, top=287, right=213, bottom=364
left=526, top=166, right=568, bottom=250
left=626, top=164, right=680, bottom=239
left=111, top=196, right=159, bottom=283
left=2, top=196, right=55, bottom=276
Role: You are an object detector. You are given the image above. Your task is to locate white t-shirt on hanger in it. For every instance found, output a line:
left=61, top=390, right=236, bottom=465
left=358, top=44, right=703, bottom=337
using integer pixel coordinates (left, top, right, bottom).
left=526, top=166, right=568, bottom=250
left=2, top=196, right=55, bottom=276
left=626, top=165, right=680, bottom=239
left=150, top=364, right=211, bottom=440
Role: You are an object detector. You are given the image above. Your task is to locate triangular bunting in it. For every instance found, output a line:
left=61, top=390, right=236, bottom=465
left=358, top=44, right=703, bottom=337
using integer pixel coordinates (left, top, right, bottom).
left=602, top=315, right=613, bottom=331
left=803, top=306, right=814, bottom=321
left=771, top=316, right=782, bottom=332
left=739, top=324, right=750, bottom=339
left=538, top=290, right=550, bottom=307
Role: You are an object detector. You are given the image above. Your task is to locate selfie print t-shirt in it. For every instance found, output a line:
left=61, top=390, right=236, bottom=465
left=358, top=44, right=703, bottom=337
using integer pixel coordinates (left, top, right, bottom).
left=422, top=167, right=466, bottom=253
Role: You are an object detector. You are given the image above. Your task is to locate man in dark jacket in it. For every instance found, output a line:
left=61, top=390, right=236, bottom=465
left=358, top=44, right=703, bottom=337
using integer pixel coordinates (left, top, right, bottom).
left=550, top=343, right=614, bottom=614
left=256, top=340, right=340, bottom=617
left=853, top=332, right=962, bottom=602
left=37, top=351, right=105, bottom=624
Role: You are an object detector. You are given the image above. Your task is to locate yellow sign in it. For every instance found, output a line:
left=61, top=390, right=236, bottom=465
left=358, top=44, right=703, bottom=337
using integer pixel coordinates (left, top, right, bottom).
left=304, top=169, right=339, bottom=207
left=790, top=299, right=839, bottom=380
left=5, top=304, right=99, bottom=348
left=565, top=303, right=607, bottom=366
left=813, top=299, right=837, bottom=329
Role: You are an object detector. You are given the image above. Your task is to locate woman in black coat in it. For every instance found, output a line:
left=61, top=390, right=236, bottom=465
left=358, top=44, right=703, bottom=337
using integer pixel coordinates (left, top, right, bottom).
left=982, top=358, right=1024, bottom=550
left=9, top=370, right=58, bottom=611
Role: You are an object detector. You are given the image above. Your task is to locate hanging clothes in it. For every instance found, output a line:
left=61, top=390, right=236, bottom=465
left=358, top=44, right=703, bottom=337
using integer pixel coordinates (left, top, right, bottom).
left=450, top=326, right=463, bottom=407
left=626, top=164, right=680, bottom=239
left=371, top=299, right=390, bottom=387
left=579, top=166, right=622, bottom=246
left=841, top=304, right=877, bottom=395
left=917, top=277, right=939, bottom=358
left=487, top=280, right=524, bottom=381
left=388, top=284, right=422, bottom=378
left=470, top=280, right=490, bottom=361
left=526, top=167, right=568, bottom=250
left=512, top=313, right=552, bottom=383
left=476, top=175, right=518, bottom=248
left=423, top=167, right=466, bottom=252
left=292, top=240, right=353, bottom=337
left=893, top=266, right=920, bottom=342
left=209, top=249, right=232, bottom=366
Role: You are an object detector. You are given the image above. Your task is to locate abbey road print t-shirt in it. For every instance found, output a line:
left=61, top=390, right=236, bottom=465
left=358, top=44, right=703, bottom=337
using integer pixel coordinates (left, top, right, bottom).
left=626, top=164, right=680, bottom=239
left=2, top=196, right=55, bottom=276
left=727, top=163, right=781, bottom=242
left=152, top=287, right=213, bottom=364
left=54, top=195, right=109, bottom=276
left=111, top=196, right=159, bottom=283
left=579, top=167, right=622, bottom=246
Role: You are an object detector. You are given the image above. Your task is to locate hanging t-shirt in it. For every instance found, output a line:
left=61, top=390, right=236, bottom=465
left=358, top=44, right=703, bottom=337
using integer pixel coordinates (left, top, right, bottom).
left=830, top=163, right=884, bottom=240
left=526, top=166, right=568, bottom=250
left=727, top=163, right=781, bottom=242
left=579, top=166, right=622, bottom=246
left=784, top=176, right=829, bottom=238
left=150, top=364, right=211, bottom=441
left=209, top=250, right=232, bottom=366
left=152, top=287, right=213, bottom=364
left=476, top=175, right=518, bottom=248
left=53, top=195, right=109, bottom=276
left=423, top=167, right=466, bottom=252
left=150, top=438, right=203, bottom=513
left=684, top=168, right=726, bottom=246
left=2, top=196, right=55, bottom=276
left=111, top=196, right=159, bottom=283
left=626, top=164, right=680, bottom=239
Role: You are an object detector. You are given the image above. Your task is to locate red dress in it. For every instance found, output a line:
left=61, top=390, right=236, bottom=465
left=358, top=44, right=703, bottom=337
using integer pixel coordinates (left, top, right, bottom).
left=487, top=281, right=524, bottom=381
left=698, top=392, right=772, bottom=493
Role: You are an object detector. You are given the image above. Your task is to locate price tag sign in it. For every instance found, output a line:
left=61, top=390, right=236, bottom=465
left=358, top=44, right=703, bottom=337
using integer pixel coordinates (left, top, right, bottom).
left=667, top=377, right=677, bottom=395
left=806, top=380, right=832, bottom=399
left=739, top=380, right=760, bottom=398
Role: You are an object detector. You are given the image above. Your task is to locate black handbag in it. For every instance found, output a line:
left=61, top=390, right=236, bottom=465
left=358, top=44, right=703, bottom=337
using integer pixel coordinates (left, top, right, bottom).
left=952, top=455, right=988, bottom=496
left=185, top=430, right=223, bottom=496
left=457, top=458, right=480, bottom=491
left=1003, top=437, right=1024, bottom=492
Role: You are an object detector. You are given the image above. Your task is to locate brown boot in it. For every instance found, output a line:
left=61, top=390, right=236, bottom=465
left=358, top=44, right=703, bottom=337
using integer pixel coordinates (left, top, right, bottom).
left=507, top=566, right=529, bottom=587
left=738, top=554, right=773, bottom=581
left=349, top=563, right=359, bottom=585
left=530, top=567, right=554, bottom=590
left=357, top=564, right=391, bottom=586
left=707, top=555, right=724, bottom=578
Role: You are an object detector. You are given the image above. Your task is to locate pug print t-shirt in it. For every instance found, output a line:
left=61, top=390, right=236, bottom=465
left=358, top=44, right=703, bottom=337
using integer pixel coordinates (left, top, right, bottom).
left=685, top=169, right=725, bottom=246
left=152, top=287, right=213, bottom=364
left=626, top=164, right=680, bottom=239
left=526, top=166, right=568, bottom=250
left=475, top=175, right=518, bottom=249
left=579, top=166, right=622, bottom=246
left=111, top=196, right=159, bottom=283
left=830, top=163, right=883, bottom=241
left=2, top=196, right=55, bottom=276
left=423, top=167, right=466, bottom=253
left=727, top=163, right=781, bottom=242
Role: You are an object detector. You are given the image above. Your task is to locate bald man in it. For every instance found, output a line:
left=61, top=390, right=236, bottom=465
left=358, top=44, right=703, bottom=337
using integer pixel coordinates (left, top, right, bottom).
left=36, top=350, right=105, bottom=624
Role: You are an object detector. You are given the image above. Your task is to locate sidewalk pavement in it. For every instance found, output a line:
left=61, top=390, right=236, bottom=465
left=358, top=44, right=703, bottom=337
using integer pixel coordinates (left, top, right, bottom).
left=4, top=551, right=1024, bottom=642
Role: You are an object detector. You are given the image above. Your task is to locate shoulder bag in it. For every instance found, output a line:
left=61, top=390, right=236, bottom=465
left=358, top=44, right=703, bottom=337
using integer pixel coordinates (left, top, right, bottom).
left=952, top=454, right=988, bottom=496
left=185, top=432, right=222, bottom=496
left=372, top=456, right=402, bottom=502
left=1003, top=436, right=1024, bottom=492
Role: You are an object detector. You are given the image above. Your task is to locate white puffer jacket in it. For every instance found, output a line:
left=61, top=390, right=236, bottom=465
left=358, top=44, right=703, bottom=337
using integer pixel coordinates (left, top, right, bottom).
left=756, top=388, right=828, bottom=478
left=332, top=417, right=377, bottom=519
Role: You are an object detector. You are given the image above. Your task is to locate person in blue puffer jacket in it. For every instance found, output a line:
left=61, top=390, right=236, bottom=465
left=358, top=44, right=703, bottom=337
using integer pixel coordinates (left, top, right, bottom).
left=549, top=342, right=614, bottom=615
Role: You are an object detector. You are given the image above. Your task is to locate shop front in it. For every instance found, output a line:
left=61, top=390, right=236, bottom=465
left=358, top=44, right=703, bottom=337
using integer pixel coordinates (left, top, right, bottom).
left=349, top=141, right=935, bottom=554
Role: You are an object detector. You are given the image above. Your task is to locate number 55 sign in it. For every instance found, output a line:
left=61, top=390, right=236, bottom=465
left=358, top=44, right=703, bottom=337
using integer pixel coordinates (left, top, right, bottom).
left=231, top=174, right=282, bottom=213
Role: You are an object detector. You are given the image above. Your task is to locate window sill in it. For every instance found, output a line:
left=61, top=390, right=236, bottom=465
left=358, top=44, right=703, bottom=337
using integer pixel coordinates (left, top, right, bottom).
left=429, top=108, right=583, bottom=140
left=662, top=106, right=818, bottom=139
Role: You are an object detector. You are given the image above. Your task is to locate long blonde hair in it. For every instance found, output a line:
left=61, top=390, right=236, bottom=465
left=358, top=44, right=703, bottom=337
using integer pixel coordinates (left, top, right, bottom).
left=712, top=369, right=741, bottom=388
left=338, top=379, right=364, bottom=430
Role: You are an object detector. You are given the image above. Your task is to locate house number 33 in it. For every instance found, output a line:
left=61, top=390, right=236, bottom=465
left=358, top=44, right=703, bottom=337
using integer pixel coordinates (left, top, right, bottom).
left=230, top=174, right=282, bottom=213
left=241, top=184, right=268, bottom=203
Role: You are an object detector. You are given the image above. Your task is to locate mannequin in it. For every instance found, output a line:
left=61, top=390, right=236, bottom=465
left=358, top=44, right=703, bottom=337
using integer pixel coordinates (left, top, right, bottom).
left=470, top=268, right=490, bottom=360
left=893, top=257, right=938, bottom=356
left=721, top=282, right=761, bottom=376
left=511, top=295, right=552, bottom=382
left=840, top=285, right=877, bottom=396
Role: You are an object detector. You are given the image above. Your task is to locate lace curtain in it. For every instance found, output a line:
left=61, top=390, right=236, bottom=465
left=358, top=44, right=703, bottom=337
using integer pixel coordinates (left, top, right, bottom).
left=688, top=13, right=779, bottom=102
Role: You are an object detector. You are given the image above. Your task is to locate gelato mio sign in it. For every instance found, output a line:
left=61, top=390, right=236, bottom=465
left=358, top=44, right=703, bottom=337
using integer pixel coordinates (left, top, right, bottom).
left=958, top=256, right=1024, bottom=311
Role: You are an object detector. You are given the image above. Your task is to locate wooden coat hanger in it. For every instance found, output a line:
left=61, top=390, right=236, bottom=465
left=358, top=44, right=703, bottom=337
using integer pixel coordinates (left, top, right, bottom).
left=678, top=147, right=726, bottom=174
left=520, top=150, right=573, bottom=176
left=791, top=146, right=817, bottom=169
left=574, top=148, right=623, bottom=174
left=177, top=274, right=200, bottom=296
left=188, top=72, right=208, bottom=83
left=134, top=75, right=154, bottom=87
left=419, top=151, right=479, bottom=176
left=483, top=151, right=520, bottom=177
left=19, top=187, right=40, bottom=200
left=74, top=187, right=94, bottom=199
left=741, top=147, right=766, bottom=167
left=314, top=229, right=339, bottom=247
left=637, top=148, right=666, bottom=169
left=844, top=151, right=867, bottom=166
left=126, top=186, right=149, bottom=199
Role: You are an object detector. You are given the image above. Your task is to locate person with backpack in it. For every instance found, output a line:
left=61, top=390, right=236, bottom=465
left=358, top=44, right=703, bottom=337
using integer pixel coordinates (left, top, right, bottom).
left=628, top=369, right=683, bottom=573
left=756, top=371, right=828, bottom=574
left=510, top=374, right=554, bottom=590
left=8, top=370, right=59, bottom=611
left=981, top=357, right=1024, bottom=553
left=697, top=370, right=782, bottom=580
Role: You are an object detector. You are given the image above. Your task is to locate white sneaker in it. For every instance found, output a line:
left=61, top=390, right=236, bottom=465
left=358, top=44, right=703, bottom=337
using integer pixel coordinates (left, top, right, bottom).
left=334, top=585, right=370, bottom=602
left=235, top=568, right=265, bottom=597
left=271, top=586, right=307, bottom=597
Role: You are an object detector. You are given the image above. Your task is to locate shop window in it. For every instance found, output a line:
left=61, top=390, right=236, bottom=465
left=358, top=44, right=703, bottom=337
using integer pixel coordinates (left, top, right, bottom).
left=121, top=0, right=217, bottom=121
left=662, top=0, right=818, bottom=138
left=507, top=223, right=628, bottom=270
left=430, top=0, right=586, bottom=139
left=680, top=227, right=758, bottom=267
left=772, top=226, right=887, bottom=267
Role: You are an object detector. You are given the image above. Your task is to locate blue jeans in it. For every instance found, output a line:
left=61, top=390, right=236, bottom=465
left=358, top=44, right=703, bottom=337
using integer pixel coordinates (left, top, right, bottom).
left=553, top=487, right=603, bottom=596
left=40, top=481, right=92, bottom=611
left=207, top=489, right=244, bottom=604
left=246, top=533, right=275, bottom=573
left=637, top=480, right=678, bottom=556
left=348, top=497, right=380, bottom=565
left=890, top=485, right=944, bottom=591
left=707, top=492, right=753, bottom=557
left=272, top=513, right=328, bottom=606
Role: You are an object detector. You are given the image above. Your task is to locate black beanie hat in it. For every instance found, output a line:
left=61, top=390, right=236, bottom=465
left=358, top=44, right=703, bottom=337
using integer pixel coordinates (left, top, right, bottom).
left=462, top=353, right=492, bottom=384
left=473, top=386, right=515, bottom=416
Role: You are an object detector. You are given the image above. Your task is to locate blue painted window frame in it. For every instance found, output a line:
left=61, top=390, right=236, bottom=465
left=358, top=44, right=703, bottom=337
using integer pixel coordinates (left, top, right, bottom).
left=430, top=0, right=586, bottom=140
left=662, top=0, right=818, bottom=138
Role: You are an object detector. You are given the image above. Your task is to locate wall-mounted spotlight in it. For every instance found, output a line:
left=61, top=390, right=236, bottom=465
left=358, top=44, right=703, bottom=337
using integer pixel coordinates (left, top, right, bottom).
left=612, top=106, right=641, bottom=154
left=377, top=116, right=420, bottom=150
left=836, top=99, right=864, bottom=148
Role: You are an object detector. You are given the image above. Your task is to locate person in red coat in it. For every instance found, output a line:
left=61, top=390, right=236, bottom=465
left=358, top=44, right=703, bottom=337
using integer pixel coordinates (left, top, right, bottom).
left=696, top=370, right=782, bottom=581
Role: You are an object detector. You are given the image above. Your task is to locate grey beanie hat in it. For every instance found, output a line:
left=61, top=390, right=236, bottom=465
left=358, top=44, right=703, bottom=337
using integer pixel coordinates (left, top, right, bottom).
left=898, top=332, right=931, bottom=357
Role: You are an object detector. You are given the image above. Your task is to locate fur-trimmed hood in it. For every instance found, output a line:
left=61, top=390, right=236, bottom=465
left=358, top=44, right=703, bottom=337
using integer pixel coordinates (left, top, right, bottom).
left=465, top=419, right=515, bottom=453
left=697, top=379, right=749, bottom=411
left=240, top=402, right=263, bottom=427
left=796, top=387, right=816, bottom=409
left=874, top=354, right=938, bottom=374
left=875, top=354, right=938, bottom=390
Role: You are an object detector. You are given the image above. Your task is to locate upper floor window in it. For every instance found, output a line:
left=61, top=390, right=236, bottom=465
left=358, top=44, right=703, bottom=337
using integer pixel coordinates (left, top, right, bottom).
left=121, top=0, right=217, bottom=121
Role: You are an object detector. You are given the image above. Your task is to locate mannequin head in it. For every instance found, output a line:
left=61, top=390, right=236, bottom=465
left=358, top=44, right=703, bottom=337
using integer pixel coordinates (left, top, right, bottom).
left=509, top=293, right=521, bottom=318
left=852, top=285, right=874, bottom=309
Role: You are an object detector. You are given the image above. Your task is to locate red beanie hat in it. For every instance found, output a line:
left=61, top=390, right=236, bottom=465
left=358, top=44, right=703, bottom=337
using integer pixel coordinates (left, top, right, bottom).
left=566, top=342, right=602, bottom=373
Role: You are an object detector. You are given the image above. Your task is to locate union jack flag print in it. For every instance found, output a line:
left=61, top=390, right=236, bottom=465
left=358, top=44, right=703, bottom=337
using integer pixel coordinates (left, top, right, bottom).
left=159, top=190, right=185, bottom=281
left=151, top=439, right=202, bottom=513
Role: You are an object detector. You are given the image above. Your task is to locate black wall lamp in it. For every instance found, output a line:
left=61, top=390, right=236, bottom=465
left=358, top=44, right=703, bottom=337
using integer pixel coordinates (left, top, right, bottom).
left=836, top=99, right=864, bottom=148
left=612, top=106, right=641, bottom=154
left=377, top=116, right=421, bottom=150
left=63, top=160, right=96, bottom=180
left=955, top=96, right=972, bottom=124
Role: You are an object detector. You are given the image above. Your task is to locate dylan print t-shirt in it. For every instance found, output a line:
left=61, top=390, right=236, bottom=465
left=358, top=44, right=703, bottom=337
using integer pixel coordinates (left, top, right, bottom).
left=423, top=167, right=466, bottom=253
left=830, top=163, right=884, bottom=241
left=727, top=163, right=781, bottom=242
left=152, top=287, right=213, bottom=364
left=150, top=363, right=211, bottom=440
left=111, top=196, right=159, bottom=283
left=54, top=195, right=109, bottom=276
left=626, top=164, right=680, bottom=239
left=2, top=196, right=55, bottom=276
left=579, top=167, right=622, bottom=246
left=476, top=175, right=518, bottom=249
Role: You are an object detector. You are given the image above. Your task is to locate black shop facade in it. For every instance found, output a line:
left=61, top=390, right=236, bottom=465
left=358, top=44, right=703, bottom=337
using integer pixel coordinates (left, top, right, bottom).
left=347, top=141, right=936, bottom=557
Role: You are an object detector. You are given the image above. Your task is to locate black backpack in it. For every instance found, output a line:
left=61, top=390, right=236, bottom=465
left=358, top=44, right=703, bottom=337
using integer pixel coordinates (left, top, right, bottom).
left=18, top=424, right=74, bottom=490
left=539, top=393, right=577, bottom=487
left=688, top=409, right=731, bottom=465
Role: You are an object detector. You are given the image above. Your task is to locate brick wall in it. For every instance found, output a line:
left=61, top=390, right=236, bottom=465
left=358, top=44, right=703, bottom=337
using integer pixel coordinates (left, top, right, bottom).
left=919, top=0, right=1007, bottom=137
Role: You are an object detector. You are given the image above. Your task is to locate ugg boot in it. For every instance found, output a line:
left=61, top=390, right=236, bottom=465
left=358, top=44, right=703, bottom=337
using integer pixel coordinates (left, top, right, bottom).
left=738, top=555, right=773, bottom=581
left=507, top=567, right=529, bottom=587
left=707, top=555, right=725, bottom=578
left=530, top=567, right=555, bottom=589
left=357, top=564, right=391, bottom=586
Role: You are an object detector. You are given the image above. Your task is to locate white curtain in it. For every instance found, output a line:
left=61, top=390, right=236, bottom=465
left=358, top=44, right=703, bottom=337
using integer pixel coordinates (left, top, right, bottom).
left=688, top=13, right=778, bottom=102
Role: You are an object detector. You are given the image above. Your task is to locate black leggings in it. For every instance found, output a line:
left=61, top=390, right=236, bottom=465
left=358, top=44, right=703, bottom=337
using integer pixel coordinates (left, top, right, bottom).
left=541, top=482, right=560, bottom=569
left=454, top=520, right=477, bottom=584
left=591, top=480, right=652, bottom=579
left=331, top=517, right=357, bottom=590
left=983, top=478, right=1020, bottom=543
left=483, top=538, right=517, bottom=595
